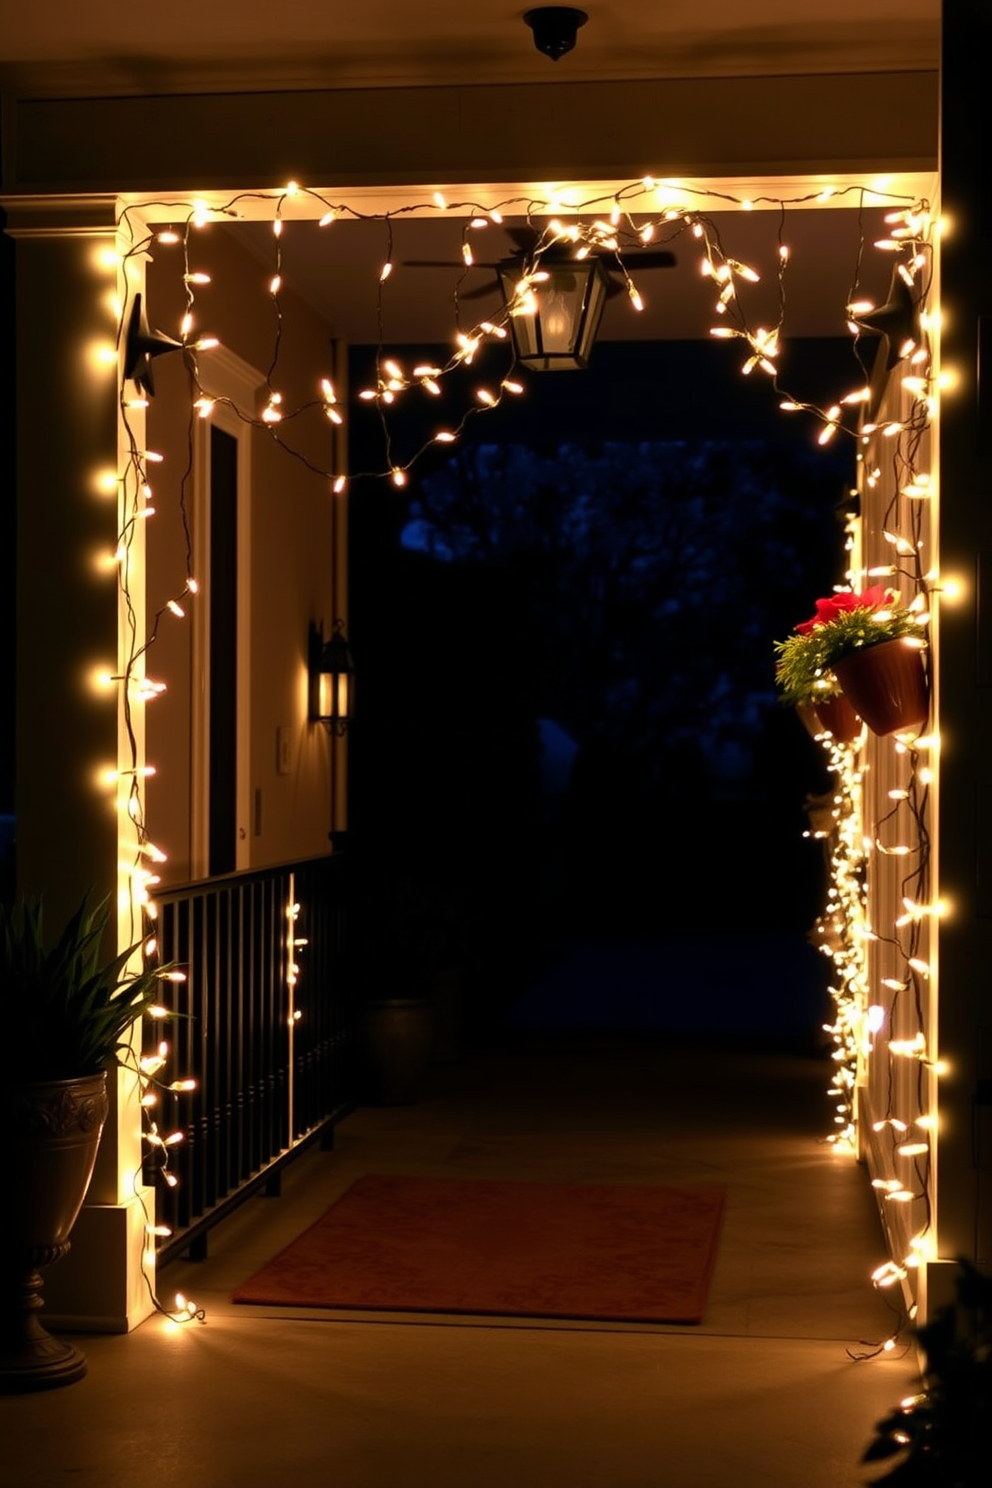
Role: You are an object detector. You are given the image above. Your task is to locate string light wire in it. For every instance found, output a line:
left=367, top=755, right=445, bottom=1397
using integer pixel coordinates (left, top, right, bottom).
left=109, top=173, right=937, bottom=1336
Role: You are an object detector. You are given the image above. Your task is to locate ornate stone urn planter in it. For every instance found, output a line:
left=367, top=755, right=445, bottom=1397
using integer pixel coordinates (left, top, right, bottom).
left=1, top=1073, right=109, bottom=1391
left=0, top=892, right=173, bottom=1393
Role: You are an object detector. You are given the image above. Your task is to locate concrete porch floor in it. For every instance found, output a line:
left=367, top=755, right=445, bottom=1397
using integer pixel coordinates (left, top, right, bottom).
left=0, top=1025, right=918, bottom=1488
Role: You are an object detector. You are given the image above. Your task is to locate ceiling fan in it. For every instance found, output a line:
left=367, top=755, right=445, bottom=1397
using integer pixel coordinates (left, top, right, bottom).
left=403, top=223, right=677, bottom=301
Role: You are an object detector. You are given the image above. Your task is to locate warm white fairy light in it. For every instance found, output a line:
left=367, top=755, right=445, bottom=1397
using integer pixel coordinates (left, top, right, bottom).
left=873, top=1259, right=908, bottom=1287
left=111, top=174, right=942, bottom=1332
left=807, top=734, right=868, bottom=1151
left=817, top=405, right=842, bottom=444
left=796, top=192, right=939, bottom=1332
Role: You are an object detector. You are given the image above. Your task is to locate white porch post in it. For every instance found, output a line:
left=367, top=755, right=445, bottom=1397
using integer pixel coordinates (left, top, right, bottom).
left=7, top=195, right=155, bottom=1333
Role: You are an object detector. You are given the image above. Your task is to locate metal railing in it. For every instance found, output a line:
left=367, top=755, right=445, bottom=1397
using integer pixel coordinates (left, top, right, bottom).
left=149, top=852, right=357, bottom=1262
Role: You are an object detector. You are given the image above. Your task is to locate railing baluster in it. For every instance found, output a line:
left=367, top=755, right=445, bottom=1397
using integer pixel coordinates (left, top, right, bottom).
left=149, top=854, right=356, bottom=1263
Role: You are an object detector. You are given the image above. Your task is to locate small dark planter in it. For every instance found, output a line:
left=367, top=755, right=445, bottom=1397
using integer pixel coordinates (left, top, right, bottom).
left=0, top=1072, right=108, bottom=1393
left=832, top=637, right=929, bottom=737
left=429, top=966, right=465, bottom=1064
left=812, top=694, right=863, bottom=743
left=362, top=997, right=436, bottom=1105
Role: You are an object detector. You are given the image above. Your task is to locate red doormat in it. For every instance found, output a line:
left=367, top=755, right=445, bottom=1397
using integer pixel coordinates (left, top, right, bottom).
left=232, top=1174, right=725, bottom=1324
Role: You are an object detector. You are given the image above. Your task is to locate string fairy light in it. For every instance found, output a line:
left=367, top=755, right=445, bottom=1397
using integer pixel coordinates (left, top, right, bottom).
left=804, top=200, right=938, bottom=1354
left=107, top=173, right=939, bottom=1333
left=116, top=175, right=932, bottom=496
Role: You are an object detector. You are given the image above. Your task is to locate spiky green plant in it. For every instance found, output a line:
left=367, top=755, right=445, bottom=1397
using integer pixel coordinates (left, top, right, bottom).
left=862, top=1257, right=991, bottom=1486
left=0, top=893, right=169, bottom=1080
left=774, top=597, right=927, bottom=705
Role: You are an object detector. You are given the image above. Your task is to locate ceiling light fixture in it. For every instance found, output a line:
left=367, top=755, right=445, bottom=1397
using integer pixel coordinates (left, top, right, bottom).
left=523, top=8, right=588, bottom=62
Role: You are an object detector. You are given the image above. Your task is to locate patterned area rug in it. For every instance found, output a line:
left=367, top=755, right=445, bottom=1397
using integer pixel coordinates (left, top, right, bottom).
left=232, top=1173, right=725, bottom=1324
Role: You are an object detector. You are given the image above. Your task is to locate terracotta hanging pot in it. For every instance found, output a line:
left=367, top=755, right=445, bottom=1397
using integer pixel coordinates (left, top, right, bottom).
left=812, top=694, right=863, bottom=744
left=831, top=638, right=929, bottom=737
left=794, top=699, right=821, bottom=739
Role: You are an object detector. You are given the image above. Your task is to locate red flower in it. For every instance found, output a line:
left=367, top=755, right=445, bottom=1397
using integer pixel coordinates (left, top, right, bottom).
left=794, top=586, right=895, bottom=635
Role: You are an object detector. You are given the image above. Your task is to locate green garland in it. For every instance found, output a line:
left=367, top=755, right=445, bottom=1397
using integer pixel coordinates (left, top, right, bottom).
left=774, top=605, right=926, bottom=705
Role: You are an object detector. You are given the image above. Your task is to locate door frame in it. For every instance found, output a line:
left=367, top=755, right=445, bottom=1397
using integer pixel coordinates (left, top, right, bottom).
left=190, top=344, right=262, bottom=878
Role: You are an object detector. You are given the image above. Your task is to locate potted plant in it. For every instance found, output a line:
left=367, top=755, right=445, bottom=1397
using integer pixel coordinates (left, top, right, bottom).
left=861, top=1256, right=990, bottom=1485
left=774, top=585, right=929, bottom=737
left=0, top=891, right=170, bottom=1393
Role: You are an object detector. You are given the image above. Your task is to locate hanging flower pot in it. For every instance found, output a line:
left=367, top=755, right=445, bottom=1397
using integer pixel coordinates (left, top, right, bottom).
left=812, top=694, right=863, bottom=743
left=775, top=585, right=929, bottom=738
left=831, top=637, right=929, bottom=737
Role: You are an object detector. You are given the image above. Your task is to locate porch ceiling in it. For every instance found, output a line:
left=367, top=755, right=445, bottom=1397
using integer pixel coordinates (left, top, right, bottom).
left=1, top=2, right=939, bottom=97
left=3, top=3, right=940, bottom=345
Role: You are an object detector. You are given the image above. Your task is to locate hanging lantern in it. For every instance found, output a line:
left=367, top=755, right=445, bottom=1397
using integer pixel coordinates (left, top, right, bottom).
left=498, top=251, right=610, bottom=370
left=309, top=620, right=355, bottom=735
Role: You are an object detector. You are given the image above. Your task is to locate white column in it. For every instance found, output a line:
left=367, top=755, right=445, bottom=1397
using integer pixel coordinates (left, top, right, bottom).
left=7, top=195, right=156, bottom=1333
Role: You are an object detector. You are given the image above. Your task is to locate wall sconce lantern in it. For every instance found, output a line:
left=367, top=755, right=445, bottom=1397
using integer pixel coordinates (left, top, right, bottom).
left=498, top=252, right=610, bottom=371
left=309, top=620, right=355, bottom=735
